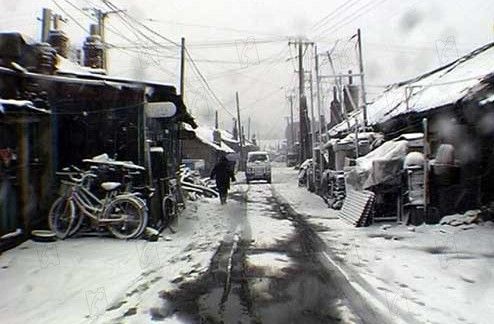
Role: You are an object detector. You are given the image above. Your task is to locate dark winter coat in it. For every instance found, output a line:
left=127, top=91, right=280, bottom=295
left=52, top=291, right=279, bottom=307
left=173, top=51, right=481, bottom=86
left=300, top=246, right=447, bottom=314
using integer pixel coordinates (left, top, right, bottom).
left=210, top=157, right=236, bottom=192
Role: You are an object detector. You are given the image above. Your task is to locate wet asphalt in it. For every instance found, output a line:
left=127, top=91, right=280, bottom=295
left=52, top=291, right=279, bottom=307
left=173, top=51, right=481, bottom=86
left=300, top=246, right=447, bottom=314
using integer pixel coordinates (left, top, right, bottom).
left=156, top=182, right=389, bottom=324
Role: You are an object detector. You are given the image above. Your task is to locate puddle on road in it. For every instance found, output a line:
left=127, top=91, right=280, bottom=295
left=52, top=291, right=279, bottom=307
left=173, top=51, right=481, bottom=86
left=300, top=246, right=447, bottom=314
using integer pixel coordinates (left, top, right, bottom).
left=155, top=239, right=253, bottom=323
left=244, top=231, right=346, bottom=324
left=155, top=186, right=354, bottom=324
left=156, top=233, right=347, bottom=323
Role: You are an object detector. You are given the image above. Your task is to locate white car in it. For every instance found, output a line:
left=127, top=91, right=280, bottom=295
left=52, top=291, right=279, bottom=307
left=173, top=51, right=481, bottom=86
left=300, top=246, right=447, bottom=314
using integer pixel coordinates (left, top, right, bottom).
left=245, top=151, right=271, bottom=184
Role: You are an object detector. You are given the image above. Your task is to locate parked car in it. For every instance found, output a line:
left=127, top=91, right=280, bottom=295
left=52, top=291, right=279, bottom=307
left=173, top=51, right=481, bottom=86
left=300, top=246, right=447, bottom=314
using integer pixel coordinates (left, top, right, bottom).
left=245, top=151, right=271, bottom=184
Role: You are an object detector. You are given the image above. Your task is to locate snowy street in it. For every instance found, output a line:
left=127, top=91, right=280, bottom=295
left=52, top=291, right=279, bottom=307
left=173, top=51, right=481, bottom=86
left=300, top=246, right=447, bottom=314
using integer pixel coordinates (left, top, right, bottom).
left=1, top=167, right=386, bottom=324
left=1, top=166, right=494, bottom=323
left=273, top=167, right=494, bottom=324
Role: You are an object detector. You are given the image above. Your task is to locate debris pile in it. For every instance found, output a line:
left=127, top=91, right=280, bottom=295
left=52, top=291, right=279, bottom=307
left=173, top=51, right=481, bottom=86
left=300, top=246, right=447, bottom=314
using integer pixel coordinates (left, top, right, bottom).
left=179, top=166, right=218, bottom=200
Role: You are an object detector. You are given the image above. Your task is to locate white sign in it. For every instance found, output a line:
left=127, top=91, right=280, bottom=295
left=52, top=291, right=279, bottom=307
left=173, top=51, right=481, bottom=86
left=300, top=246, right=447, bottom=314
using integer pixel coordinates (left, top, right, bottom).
left=145, top=102, right=177, bottom=118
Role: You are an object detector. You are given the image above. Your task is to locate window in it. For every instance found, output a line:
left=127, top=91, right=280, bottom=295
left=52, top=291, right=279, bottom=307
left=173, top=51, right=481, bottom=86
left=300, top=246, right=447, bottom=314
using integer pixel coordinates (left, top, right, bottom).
left=248, top=154, right=268, bottom=162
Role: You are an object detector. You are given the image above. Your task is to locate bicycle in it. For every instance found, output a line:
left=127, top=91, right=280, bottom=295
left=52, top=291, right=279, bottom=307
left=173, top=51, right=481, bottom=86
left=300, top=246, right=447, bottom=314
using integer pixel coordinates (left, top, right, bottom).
left=161, top=174, right=186, bottom=233
left=49, top=167, right=148, bottom=239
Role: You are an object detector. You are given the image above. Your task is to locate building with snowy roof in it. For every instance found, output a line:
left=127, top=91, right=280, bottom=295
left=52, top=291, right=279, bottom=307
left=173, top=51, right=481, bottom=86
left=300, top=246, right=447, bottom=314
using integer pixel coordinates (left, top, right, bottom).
left=324, top=41, right=494, bottom=222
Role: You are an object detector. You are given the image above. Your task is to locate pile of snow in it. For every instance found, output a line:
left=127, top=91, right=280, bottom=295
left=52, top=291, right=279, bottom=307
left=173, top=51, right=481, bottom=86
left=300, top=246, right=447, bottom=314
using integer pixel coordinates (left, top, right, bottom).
left=439, top=209, right=482, bottom=226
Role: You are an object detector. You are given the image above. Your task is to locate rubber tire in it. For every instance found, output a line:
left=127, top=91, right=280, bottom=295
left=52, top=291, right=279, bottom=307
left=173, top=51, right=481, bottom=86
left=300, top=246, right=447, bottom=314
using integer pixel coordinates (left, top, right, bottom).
left=68, top=207, right=84, bottom=237
left=162, top=196, right=177, bottom=230
left=105, top=197, right=148, bottom=239
left=48, top=197, right=76, bottom=240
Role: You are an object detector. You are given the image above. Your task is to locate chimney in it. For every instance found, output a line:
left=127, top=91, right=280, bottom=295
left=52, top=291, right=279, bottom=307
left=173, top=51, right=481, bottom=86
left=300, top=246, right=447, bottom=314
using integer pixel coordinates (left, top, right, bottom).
left=213, top=110, right=221, bottom=146
left=83, top=24, right=104, bottom=69
left=47, top=14, right=69, bottom=58
left=344, top=70, right=360, bottom=113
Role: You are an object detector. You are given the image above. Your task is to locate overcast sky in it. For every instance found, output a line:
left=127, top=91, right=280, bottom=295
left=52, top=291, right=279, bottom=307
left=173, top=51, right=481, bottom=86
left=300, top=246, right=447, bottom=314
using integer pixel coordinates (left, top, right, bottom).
left=1, top=0, right=493, bottom=140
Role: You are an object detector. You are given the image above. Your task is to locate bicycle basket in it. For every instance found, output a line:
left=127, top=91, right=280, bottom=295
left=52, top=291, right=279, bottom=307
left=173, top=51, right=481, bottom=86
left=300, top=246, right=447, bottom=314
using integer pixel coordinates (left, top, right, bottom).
left=58, top=180, right=74, bottom=196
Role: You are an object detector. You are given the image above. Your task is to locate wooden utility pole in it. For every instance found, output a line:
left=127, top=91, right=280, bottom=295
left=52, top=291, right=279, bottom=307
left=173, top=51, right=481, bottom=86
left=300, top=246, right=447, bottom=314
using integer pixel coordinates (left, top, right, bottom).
left=288, top=94, right=295, bottom=150
left=180, top=37, right=185, bottom=98
left=236, top=92, right=244, bottom=171
left=308, top=72, right=317, bottom=191
left=315, top=45, right=324, bottom=179
left=289, top=39, right=313, bottom=163
left=298, top=40, right=305, bottom=163
left=423, top=118, right=430, bottom=222
left=247, top=117, right=251, bottom=141
left=315, top=45, right=323, bottom=142
left=357, top=29, right=368, bottom=127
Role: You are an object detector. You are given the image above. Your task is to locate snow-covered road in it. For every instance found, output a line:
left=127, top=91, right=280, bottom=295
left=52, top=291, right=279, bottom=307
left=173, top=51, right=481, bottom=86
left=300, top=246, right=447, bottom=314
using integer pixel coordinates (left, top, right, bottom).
left=0, top=171, right=394, bottom=324
left=273, top=166, right=494, bottom=324
left=8, top=165, right=486, bottom=324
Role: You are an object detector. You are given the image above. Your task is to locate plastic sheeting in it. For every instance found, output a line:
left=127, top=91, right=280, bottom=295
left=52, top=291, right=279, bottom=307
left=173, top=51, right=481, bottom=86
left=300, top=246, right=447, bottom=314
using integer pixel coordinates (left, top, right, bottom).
left=346, top=140, right=409, bottom=190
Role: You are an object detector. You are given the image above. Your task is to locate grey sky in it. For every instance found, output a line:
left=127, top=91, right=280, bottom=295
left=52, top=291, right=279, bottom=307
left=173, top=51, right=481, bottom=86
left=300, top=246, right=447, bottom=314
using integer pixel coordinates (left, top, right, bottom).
left=1, top=0, right=493, bottom=139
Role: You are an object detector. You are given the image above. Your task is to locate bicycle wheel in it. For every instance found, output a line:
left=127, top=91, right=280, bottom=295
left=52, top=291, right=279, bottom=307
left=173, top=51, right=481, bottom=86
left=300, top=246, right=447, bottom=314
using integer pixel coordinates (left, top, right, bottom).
left=162, top=196, right=178, bottom=233
left=68, top=206, right=84, bottom=237
left=48, top=197, right=76, bottom=239
left=105, top=197, right=148, bottom=239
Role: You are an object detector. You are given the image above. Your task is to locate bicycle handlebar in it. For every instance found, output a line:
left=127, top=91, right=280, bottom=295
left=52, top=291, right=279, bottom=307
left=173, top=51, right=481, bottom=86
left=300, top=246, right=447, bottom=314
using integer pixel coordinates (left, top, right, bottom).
left=56, top=170, right=96, bottom=184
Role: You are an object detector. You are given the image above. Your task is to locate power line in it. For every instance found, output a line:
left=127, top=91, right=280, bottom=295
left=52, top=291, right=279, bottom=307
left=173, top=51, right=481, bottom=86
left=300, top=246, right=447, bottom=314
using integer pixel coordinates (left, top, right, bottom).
left=52, top=0, right=90, bottom=34
left=102, top=0, right=180, bottom=47
left=311, top=0, right=361, bottom=32
left=146, top=18, right=288, bottom=38
left=185, top=47, right=235, bottom=117
left=315, top=0, right=389, bottom=38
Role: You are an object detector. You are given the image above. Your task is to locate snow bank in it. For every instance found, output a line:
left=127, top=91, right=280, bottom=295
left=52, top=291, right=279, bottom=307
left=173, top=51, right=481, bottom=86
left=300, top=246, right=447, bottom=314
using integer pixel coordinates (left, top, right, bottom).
left=273, top=166, right=494, bottom=324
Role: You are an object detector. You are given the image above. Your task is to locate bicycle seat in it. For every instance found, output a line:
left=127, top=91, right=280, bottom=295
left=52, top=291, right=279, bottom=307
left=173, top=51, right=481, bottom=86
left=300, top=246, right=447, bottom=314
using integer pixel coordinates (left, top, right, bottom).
left=101, top=182, right=121, bottom=191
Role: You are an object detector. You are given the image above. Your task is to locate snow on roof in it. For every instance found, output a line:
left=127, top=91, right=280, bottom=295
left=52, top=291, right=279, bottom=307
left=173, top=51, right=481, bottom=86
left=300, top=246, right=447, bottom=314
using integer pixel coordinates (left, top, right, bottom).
left=56, top=55, right=106, bottom=76
left=55, top=56, right=175, bottom=90
left=480, top=93, right=494, bottom=106
left=0, top=98, right=50, bottom=114
left=218, top=129, right=238, bottom=143
left=367, top=42, right=494, bottom=125
left=327, top=109, right=364, bottom=137
left=184, top=124, right=235, bottom=153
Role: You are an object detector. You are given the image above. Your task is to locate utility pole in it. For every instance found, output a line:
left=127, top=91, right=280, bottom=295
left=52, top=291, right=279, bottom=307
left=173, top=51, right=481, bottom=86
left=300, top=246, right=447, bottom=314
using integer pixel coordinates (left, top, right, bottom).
left=315, top=45, right=324, bottom=142
left=180, top=37, right=185, bottom=98
left=284, top=116, right=290, bottom=151
left=308, top=72, right=317, bottom=191
left=315, top=45, right=324, bottom=180
left=288, top=94, right=295, bottom=151
left=41, top=8, right=52, bottom=42
left=236, top=92, right=244, bottom=171
left=357, top=28, right=368, bottom=127
left=298, top=40, right=306, bottom=163
left=247, top=117, right=251, bottom=141
left=288, top=39, right=313, bottom=164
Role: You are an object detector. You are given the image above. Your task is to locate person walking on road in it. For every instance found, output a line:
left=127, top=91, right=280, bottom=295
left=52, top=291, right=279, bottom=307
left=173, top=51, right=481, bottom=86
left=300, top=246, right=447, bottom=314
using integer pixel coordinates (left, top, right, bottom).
left=210, top=156, right=236, bottom=204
